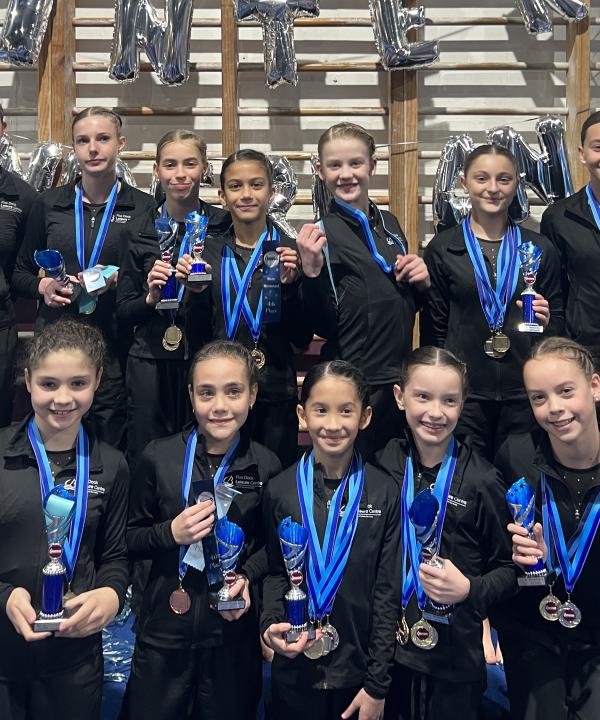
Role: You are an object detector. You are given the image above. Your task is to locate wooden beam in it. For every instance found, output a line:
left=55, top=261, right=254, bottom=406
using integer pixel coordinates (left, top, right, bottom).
left=566, top=2, right=590, bottom=192
left=37, top=0, right=76, bottom=144
left=221, top=0, right=239, bottom=155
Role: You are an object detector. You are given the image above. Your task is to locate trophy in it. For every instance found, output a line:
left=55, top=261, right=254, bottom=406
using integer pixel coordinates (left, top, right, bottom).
left=213, top=517, right=246, bottom=612
left=409, top=489, right=453, bottom=624
left=34, top=249, right=81, bottom=302
left=155, top=216, right=180, bottom=311
left=186, top=212, right=211, bottom=284
left=278, top=517, right=309, bottom=642
left=517, top=242, right=544, bottom=333
left=506, top=478, right=547, bottom=586
left=34, top=485, right=76, bottom=632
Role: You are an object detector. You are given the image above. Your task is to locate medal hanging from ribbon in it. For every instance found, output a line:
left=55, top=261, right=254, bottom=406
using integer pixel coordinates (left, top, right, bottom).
left=400, top=437, right=458, bottom=651
left=462, top=217, right=521, bottom=359
left=221, top=227, right=280, bottom=370
left=296, top=451, right=365, bottom=660
left=333, top=198, right=407, bottom=274
left=170, top=431, right=240, bottom=615
left=586, top=184, right=600, bottom=231
left=540, top=474, right=600, bottom=629
left=28, top=419, right=89, bottom=630
left=74, top=180, right=119, bottom=315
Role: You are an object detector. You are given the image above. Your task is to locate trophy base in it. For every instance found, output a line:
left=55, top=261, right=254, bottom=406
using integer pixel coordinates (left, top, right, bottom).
left=188, top=272, right=212, bottom=284
left=216, top=598, right=246, bottom=612
left=33, top=606, right=73, bottom=633
left=518, top=574, right=548, bottom=587
left=423, top=608, right=452, bottom=625
left=518, top=322, right=544, bottom=333
left=156, top=299, right=180, bottom=311
left=284, top=628, right=302, bottom=643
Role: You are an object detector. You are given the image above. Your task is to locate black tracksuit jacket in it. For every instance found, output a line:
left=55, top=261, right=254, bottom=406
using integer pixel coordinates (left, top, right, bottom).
left=0, top=415, right=129, bottom=680
left=116, top=200, right=230, bottom=361
left=301, top=201, right=421, bottom=386
left=11, top=180, right=155, bottom=354
left=127, top=426, right=281, bottom=649
left=376, top=435, right=517, bottom=683
left=261, top=458, right=401, bottom=700
left=0, top=168, right=37, bottom=330
left=493, top=430, right=600, bottom=651
left=184, top=221, right=313, bottom=403
left=541, top=187, right=600, bottom=363
left=421, top=224, right=564, bottom=400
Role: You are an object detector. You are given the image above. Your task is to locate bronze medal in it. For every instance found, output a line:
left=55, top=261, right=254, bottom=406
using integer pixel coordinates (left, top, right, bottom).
left=303, top=636, right=324, bottom=660
left=251, top=347, right=266, bottom=369
left=162, top=325, right=183, bottom=352
left=396, top=614, right=410, bottom=646
left=491, top=332, right=510, bottom=354
left=169, top=587, right=191, bottom=615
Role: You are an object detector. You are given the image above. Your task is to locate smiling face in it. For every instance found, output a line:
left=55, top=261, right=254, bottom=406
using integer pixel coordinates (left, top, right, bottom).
left=297, top=375, right=371, bottom=467
left=524, top=356, right=600, bottom=449
left=72, top=115, right=124, bottom=181
left=218, top=160, right=272, bottom=226
left=317, top=136, right=376, bottom=213
left=461, top=152, right=518, bottom=221
left=188, top=356, right=257, bottom=453
left=394, top=364, right=464, bottom=463
left=154, top=140, right=207, bottom=205
left=25, top=350, right=101, bottom=443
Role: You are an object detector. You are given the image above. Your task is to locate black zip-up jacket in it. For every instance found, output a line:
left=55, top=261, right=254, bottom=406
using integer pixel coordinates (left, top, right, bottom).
left=261, top=459, right=401, bottom=700
left=541, top=188, right=600, bottom=363
left=301, top=201, right=421, bottom=385
left=0, top=168, right=37, bottom=330
left=184, top=221, right=313, bottom=402
left=116, top=200, right=230, bottom=361
left=12, top=180, right=155, bottom=353
left=422, top=225, right=564, bottom=400
left=0, top=415, right=129, bottom=681
left=493, top=430, right=600, bottom=650
left=127, top=426, right=281, bottom=650
left=376, top=435, right=517, bottom=683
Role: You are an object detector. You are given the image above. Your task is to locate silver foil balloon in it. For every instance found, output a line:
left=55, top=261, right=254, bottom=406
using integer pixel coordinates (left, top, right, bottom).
left=310, top=153, right=332, bottom=221
left=369, top=0, right=439, bottom=70
left=432, top=135, right=475, bottom=232
left=59, top=149, right=137, bottom=187
left=0, top=0, right=55, bottom=65
left=536, top=116, right=573, bottom=201
left=26, top=142, right=63, bottom=192
left=0, top=135, right=24, bottom=176
left=268, top=155, right=297, bottom=237
left=109, top=0, right=194, bottom=85
left=515, top=0, right=587, bottom=34
left=236, top=0, right=320, bottom=89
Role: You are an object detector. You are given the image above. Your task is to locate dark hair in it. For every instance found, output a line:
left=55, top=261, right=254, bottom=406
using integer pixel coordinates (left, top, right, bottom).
left=219, top=149, right=273, bottom=190
left=300, top=360, right=370, bottom=408
left=188, top=340, right=259, bottom=387
left=26, top=319, right=105, bottom=374
left=527, top=336, right=595, bottom=380
left=155, top=129, right=207, bottom=165
left=72, top=107, right=123, bottom=137
left=581, top=111, right=600, bottom=145
left=317, top=122, right=376, bottom=161
left=398, top=346, right=469, bottom=396
left=463, top=144, right=517, bottom=177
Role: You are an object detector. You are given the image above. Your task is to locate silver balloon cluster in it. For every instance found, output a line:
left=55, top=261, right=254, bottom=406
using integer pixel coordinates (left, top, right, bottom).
left=236, top=0, right=320, bottom=89
left=515, top=0, right=587, bottom=34
left=432, top=116, right=574, bottom=231
left=268, top=155, right=297, bottom=237
left=110, top=0, right=194, bottom=85
left=0, top=0, right=54, bottom=65
left=0, top=135, right=63, bottom=191
left=369, top=0, right=439, bottom=70
left=310, top=153, right=332, bottom=221
left=0, top=135, right=23, bottom=176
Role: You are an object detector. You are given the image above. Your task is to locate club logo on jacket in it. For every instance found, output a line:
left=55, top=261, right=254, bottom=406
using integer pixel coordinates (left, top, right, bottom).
left=111, top=213, right=131, bottom=224
left=359, top=503, right=382, bottom=518
left=447, top=494, right=467, bottom=509
left=224, top=472, right=262, bottom=490
left=0, top=200, right=20, bottom=214
left=64, top=477, right=105, bottom=496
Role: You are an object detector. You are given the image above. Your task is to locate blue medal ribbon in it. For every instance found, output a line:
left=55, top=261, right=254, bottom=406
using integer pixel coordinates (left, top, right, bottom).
left=27, top=418, right=89, bottom=582
left=333, top=197, right=406, bottom=274
left=221, top=227, right=270, bottom=342
left=461, top=217, right=521, bottom=333
left=177, top=431, right=240, bottom=580
left=585, top=184, right=600, bottom=231
left=74, top=180, right=119, bottom=270
left=296, top=451, right=365, bottom=620
left=541, top=473, right=600, bottom=594
left=401, top=437, right=458, bottom=610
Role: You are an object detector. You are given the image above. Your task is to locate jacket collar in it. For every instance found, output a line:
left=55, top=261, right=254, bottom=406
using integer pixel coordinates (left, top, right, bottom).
left=562, top=185, right=598, bottom=231
left=3, top=414, right=104, bottom=472
left=53, top=179, right=137, bottom=211
left=219, top=217, right=293, bottom=256
left=179, top=423, right=258, bottom=472
left=328, top=197, right=382, bottom=231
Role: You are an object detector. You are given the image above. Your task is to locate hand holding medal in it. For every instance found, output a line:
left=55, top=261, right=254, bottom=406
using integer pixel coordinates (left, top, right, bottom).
left=263, top=622, right=323, bottom=659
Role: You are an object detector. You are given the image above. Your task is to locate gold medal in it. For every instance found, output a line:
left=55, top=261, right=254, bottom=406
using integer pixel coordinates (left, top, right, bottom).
left=251, top=346, right=266, bottom=369
left=492, top=332, right=510, bottom=354
left=396, top=613, right=410, bottom=646
left=162, top=324, right=183, bottom=352
left=410, top=618, right=438, bottom=650
left=303, top=636, right=324, bottom=660
left=322, top=623, right=339, bottom=653
left=539, top=591, right=561, bottom=622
